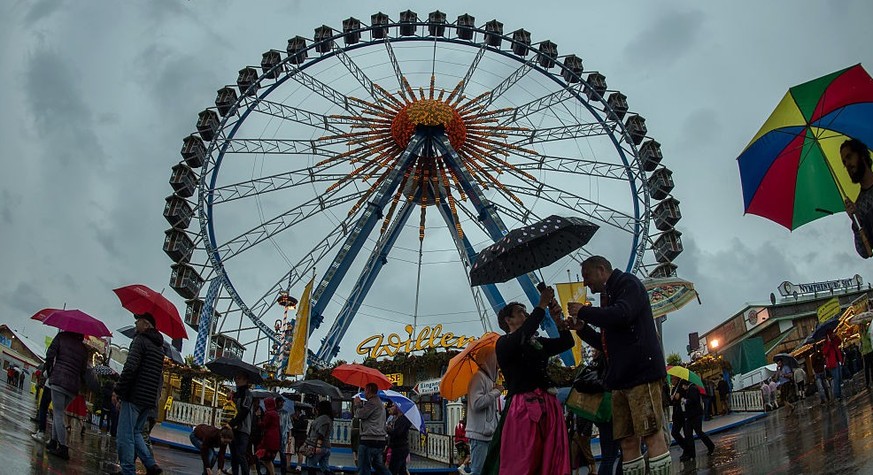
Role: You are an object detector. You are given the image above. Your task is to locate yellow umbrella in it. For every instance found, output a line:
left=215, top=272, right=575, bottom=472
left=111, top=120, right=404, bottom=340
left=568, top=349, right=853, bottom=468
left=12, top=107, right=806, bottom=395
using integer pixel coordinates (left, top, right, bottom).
left=439, top=332, right=500, bottom=401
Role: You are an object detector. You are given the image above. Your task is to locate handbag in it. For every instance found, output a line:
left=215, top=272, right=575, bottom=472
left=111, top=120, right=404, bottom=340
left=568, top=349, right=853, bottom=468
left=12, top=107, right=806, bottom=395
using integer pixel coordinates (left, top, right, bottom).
left=573, top=366, right=606, bottom=394
left=565, top=388, right=612, bottom=424
left=299, top=440, right=317, bottom=458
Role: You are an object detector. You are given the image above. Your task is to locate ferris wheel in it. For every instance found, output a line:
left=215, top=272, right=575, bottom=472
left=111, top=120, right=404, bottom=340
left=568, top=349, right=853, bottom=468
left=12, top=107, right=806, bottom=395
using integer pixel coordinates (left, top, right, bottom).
left=162, top=10, right=683, bottom=368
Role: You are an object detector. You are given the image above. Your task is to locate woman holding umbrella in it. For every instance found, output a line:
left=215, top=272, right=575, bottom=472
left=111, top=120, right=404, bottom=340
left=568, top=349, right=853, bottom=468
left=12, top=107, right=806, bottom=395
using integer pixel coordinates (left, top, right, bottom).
left=489, top=286, right=574, bottom=475
left=44, top=330, right=89, bottom=460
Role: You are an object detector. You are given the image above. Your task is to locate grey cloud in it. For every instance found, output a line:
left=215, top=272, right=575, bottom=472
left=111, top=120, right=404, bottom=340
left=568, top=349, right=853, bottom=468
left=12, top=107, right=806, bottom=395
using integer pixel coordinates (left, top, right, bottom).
left=4, top=281, right=48, bottom=315
left=23, top=0, right=65, bottom=25
left=1, top=190, right=20, bottom=224
left=623, top=8, right=705, bottom=68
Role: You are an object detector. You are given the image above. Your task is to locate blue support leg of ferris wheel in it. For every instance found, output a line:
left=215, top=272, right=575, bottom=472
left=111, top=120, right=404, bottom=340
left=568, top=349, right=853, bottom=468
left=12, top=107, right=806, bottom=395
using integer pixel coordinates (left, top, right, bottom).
left=314, top=197, right=417, bottom=363
left=435, top=134, right=575, bottom=366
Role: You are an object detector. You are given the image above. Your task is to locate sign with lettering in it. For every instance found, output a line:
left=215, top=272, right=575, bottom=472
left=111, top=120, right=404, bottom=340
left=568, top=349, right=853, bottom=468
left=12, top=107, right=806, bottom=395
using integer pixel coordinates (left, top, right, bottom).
left=816, top=297, right=841, bottom=323
left=386, top=373, right=404, bottom=386
left=356, top=324, right=479, bottom=359
left=413, top=379, right=441, bottom=396
left=778, top=275, right=863, bottom=297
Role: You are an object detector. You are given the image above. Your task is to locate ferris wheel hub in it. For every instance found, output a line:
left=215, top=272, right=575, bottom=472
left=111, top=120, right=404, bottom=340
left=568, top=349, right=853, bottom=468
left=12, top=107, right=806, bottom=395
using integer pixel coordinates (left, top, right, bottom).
left=391, top=97, right=467, bottom=150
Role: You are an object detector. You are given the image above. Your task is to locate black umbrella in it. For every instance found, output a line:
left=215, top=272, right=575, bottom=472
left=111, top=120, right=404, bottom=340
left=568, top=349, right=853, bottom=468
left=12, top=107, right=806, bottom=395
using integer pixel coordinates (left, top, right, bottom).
left=118, top=325, right=184, bottom=364
left=809, top=317, right=841, bottom=343
left=469, top=215, right=599, bottom=286
left=250, top=389, right=281, bottom=399
left=773, top=353, right=799, bottom=369
left=288, top=379, right=343, bottom=398
left=206, top=356, right=264, bottom=384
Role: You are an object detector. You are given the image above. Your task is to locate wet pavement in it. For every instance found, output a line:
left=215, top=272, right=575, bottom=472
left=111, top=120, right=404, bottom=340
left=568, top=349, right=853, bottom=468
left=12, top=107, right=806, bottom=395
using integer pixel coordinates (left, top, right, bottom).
left=2, top=383, right=873, bottom=474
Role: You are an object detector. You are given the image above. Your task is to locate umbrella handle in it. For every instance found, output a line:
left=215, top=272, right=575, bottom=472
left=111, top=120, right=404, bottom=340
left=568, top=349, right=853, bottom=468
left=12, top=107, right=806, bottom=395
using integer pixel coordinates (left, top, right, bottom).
left=850, top=212, right=873, bottom=257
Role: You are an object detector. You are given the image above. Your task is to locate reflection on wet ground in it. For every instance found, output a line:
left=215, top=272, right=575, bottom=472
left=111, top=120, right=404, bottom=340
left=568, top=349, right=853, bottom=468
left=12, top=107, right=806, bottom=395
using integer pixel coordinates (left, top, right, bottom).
left=2, top=383, right=873, bottom=473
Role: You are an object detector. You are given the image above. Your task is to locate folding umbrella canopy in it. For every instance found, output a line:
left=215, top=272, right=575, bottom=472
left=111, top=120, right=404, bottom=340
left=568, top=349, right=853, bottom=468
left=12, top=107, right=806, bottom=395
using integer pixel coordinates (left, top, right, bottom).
left=93, top=365, right=118, bottom=377
left=42, top=310, right=112, bottom=338
left=250, top=389, right=281, bottom=399
left=666, top=366, right=705, bottom=388
left=332, top=363, right=392, bottom=390
left=288, top=379, right=343, bottom=398
left=113, top=284, right=188, bottom=339
left=809, top=317, right=841, bottom=342
left=439, top=332, right=499, bottom=401
left=357, top=389, right=426, bottom=433
left=117, top=325, right=184, bottom=364
left=30, top=308, right=62, bottom=322
left=643, top=277, right=700, bottom=318
left=773, top=353, right=799, bottom=369
left=206, top=356, right=264, bottom=384
left=737, top=64, right=873, bottom=253
left=470, top=215, right=599, bottom=286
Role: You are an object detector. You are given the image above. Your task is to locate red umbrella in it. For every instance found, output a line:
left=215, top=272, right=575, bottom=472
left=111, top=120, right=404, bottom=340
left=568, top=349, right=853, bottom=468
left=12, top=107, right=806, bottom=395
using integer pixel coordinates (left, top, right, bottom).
left=331, top=363, right=392, bottom=390
left=42, top=310, right=112, bottom=338
left=112, top=284, right=188, bottom=339
left=30, top=308, right=62, bottom=322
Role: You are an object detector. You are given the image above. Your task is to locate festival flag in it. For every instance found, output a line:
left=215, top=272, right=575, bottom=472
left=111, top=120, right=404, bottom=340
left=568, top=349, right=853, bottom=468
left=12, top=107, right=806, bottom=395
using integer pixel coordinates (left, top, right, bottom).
left=285, top=277, right=314, bottom=376
left=556, top=282, right=588, bottom=365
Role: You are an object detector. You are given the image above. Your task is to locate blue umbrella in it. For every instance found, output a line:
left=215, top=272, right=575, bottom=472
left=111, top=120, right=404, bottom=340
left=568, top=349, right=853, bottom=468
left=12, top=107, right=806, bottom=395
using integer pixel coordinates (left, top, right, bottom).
left=809, top=317, right=841, bottom=343
left=357, top=389, right=426, bottom=433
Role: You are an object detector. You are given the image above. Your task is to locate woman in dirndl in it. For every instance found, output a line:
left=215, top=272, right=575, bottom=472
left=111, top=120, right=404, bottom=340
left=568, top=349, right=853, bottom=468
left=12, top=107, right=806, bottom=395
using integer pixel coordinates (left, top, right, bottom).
left=485, top=286, right=574, bottom=475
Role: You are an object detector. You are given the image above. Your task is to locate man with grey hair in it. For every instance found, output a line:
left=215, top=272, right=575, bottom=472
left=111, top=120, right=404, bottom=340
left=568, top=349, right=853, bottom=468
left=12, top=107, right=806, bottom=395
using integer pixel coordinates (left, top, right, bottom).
left=568, top=256, right=671, bottom=475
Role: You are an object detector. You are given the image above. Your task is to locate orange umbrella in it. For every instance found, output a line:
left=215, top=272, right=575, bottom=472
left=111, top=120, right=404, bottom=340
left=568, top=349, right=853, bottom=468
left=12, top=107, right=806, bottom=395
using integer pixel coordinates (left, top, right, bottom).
left=439, top=332, right=500, bottom=401
left=331, top=363, right=392, bottom=390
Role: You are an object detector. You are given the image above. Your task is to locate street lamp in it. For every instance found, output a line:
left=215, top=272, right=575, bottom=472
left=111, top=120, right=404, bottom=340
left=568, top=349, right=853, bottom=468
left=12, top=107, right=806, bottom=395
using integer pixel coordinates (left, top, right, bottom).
left=709, top=339, right=719, bottom=351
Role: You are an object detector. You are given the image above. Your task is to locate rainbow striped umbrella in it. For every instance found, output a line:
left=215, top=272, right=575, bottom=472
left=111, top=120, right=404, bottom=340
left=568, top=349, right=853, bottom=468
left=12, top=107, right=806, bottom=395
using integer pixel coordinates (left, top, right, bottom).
left=738, top=64, right=873, bottom=230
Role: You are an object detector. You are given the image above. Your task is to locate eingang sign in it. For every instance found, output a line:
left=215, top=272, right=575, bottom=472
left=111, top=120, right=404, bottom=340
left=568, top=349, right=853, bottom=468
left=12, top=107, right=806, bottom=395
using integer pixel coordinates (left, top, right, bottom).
left=356, top=324, right=478, bottom=359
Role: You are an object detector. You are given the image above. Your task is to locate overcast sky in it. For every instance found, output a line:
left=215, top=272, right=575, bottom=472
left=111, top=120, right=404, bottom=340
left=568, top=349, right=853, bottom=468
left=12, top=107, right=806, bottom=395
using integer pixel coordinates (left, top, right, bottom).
left=2, top=0, right=873, bottom=366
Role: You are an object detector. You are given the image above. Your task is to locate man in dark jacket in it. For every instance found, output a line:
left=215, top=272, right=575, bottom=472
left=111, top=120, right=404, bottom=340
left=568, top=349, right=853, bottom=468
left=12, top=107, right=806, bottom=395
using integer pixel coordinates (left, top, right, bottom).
left=114, top=313, right=165, bottom=475
left=569, top=256, right=670, bottom=475
left=228, top=372, right=254, bottom=475
left=44, top=331, right=88, bottom=460
left=679, top=381, right=715, bottom=461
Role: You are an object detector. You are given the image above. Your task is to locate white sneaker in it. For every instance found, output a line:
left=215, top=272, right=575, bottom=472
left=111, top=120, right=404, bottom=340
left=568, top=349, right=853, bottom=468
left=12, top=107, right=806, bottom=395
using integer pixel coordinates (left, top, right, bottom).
left=457, top=466, right=470, bottom=475
left=31, top=431, right=46, bottom=443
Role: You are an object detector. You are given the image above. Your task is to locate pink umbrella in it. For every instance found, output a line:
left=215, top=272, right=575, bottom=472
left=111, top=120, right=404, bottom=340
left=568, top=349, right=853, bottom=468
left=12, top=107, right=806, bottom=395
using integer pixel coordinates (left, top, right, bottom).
left=42, top=309, right=112, bottom=338
left=30, top=308, right=62, bottom=322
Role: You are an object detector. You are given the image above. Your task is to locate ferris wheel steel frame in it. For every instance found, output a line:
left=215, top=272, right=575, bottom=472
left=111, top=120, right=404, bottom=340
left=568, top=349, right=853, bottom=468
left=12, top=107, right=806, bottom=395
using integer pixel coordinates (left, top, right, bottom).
left=180, top=16, right=663, bottom=367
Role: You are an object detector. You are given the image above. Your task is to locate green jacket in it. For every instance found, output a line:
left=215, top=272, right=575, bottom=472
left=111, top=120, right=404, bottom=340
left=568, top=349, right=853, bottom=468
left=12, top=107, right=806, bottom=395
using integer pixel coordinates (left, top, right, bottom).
left=861, top=324, right=872, bottom=355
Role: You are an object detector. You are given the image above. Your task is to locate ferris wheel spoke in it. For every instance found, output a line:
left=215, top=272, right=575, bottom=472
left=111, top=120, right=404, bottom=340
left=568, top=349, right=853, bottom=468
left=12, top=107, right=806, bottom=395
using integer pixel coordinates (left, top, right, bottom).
left=215, top=189, right=362, bottom=262
left=494, top=84, right=584, bottom=125
left=510, top=154, right=630, bottom=181
left=221, top=138, right=345, bottom=155
left=287, top=65, right=363, bottom=114
left=334, top=46, right=397, bottom=106
left=243, top=218, right=357, bottom=328
left=508, top=122, right=610, bottom=144
left=451, top=42, right=488, bottom=102
left=502, top=181, right=642, bottom=234
left=383, top=39, right=413, bottom=99
left=242, top=97, right=350, bottom=134
left=481, top=57, right=537, bottom=109
left=211, top=170, right=351, bottom=204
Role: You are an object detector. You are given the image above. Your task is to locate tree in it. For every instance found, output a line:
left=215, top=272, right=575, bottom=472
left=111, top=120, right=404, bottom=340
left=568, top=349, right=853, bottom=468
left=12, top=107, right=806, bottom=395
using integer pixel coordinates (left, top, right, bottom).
left=666, top=352, right=683, bottom=367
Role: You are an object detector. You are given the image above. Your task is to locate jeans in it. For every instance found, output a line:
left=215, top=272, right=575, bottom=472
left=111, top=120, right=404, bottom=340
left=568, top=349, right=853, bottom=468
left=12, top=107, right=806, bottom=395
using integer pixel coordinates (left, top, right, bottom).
left=230, top=430, right=250, bottom=475
left=829, top=365, right=843, bottom=400
left=358, top=442, right=391, bottom=475
left=595, top=421, right=622, bottom=475
left=117, top=402, right=157, bottom=475
left=815, top=372, right=831, bottom=402
left=36, top=387, right=51, bottom=433
left=469, top=438, right=489, bottom=475
left=388, top=445, right=408, bottom=475
left=50, top=389, right=74, bottom=446
left=306, top=447, right=333, bottom=474
left=279, top=450, right=288, bottom=475
left=190, top=432, right=217, bottom=468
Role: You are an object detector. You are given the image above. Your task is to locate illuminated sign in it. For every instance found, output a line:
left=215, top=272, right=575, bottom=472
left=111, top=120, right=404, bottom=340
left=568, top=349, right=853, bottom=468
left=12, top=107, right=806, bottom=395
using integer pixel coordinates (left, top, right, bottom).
left=778, top=275, right=863, bottom=297
left=356, top=324, right=479, bottom=359
left=386, top=373, right=404, bottom=386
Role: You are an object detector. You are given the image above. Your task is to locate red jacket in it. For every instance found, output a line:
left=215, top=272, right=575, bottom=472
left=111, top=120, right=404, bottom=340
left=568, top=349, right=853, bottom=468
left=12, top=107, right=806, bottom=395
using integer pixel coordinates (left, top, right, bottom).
left=454, top=422, right=468, bottom=444
left=822, top=335, right=843, bottom=369
left=257, top=397, right=281, bottom=452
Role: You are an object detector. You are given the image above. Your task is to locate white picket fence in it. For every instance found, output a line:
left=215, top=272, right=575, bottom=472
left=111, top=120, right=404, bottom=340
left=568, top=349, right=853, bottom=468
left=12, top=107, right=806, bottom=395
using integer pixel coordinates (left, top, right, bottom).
left=165, top=401, right=223, bottom=426
left=331, top=419, right=453, bottom=464
left=729, top=390, right=765, bottom=412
